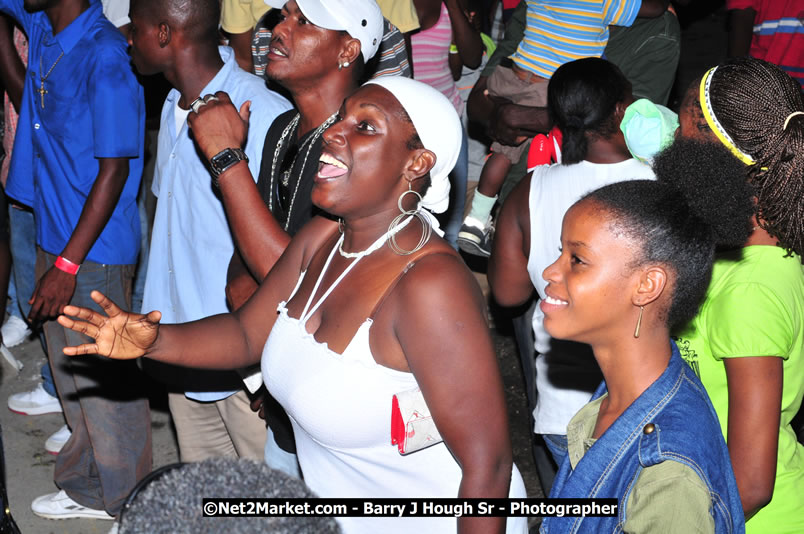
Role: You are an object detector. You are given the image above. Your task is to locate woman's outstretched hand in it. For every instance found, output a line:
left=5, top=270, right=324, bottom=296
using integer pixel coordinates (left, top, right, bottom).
left=57, top=290, right=161, bottom=359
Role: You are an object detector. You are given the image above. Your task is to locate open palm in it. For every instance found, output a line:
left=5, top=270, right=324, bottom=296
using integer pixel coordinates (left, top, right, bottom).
left=57, top=290, right=161, bottom=359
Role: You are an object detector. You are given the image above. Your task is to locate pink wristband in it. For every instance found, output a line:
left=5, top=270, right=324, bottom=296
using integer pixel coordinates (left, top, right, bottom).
left=54, top=256, right=80, bottom=275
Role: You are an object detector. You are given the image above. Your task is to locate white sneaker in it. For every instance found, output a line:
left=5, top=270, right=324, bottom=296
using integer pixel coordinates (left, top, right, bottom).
left=1, top=315, right=31, bottom=347
left=0, top=343, right=23, bottom=371
left=7, top=383, right=63, bottom=415
left=31, top=490, right=114, bottom=520
left=45, top=425, right=71, bottom=455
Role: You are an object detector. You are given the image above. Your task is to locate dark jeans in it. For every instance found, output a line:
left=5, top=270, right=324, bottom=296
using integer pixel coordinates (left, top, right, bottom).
left=36, top=249, right=152, bottom=515
left=8, top=206, right=56, bottom=397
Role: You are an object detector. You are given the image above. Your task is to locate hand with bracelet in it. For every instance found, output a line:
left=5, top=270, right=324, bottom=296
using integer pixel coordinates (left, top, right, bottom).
left=28, top=255, right=79, bottom=323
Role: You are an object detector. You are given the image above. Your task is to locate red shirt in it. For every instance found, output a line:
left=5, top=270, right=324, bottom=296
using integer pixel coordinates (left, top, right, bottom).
left=726, top=0, right=804, bottom=87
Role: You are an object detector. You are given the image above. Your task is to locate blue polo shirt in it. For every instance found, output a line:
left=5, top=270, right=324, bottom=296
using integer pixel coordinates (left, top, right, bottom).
left=142, top=46, right=291, bottom=400
left=0, top=1, right=144, bottom=265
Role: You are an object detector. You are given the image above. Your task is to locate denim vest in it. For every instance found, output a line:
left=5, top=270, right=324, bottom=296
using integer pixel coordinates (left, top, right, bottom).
left=541, top=343, right=744, bottom=534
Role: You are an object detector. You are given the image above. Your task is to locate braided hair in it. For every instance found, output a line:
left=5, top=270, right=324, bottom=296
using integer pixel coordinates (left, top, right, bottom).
left=547, top=58, right=631, bottom=164
left=706, top=57, right=804, bottom=256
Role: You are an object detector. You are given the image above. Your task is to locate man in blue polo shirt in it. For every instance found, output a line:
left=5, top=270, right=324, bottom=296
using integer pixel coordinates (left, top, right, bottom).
left=0, top=0, right=151, bottom=521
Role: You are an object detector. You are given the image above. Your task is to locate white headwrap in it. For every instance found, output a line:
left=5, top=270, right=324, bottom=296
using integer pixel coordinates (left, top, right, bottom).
left=364, top=77, right=461, bottom=216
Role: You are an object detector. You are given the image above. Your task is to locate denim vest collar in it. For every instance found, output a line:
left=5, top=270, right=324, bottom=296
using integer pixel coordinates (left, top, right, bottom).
left=542, top=342, right=744, bottom=534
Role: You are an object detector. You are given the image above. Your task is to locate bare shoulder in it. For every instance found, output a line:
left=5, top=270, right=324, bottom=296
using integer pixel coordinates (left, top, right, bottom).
left=503, top=172, right=531, bottom=225
left=393, top=240, right=486, bottom=312
left=286, top=216, right=341, bottom=266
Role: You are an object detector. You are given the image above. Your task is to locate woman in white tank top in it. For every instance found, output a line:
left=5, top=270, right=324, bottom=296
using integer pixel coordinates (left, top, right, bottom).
left=57, top=77, right=527, bottom=534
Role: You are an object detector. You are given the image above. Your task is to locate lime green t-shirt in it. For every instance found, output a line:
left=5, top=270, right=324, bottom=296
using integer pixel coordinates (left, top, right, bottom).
left=674, top=246, right=804, bottom=534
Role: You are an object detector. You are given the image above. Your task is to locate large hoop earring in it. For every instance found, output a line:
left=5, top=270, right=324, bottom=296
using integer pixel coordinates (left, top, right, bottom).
left=388, top=182, right=432, bottom=256
left=634, top=306, right=644, bottom=338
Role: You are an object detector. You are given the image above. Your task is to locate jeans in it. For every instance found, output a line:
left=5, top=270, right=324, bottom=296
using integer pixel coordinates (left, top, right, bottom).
left=442, top=126, right=469, bottom=249
left=8, top=207, right=57, bottom=396
left=36, top=249, right=151, bottom=515
left=264, top=425, right=301, bottom=478
left=6, top=276, right=18, bottom=319
left=8, top=206, right=36, bottom=319
left=542, top=433, right=569, bottom=467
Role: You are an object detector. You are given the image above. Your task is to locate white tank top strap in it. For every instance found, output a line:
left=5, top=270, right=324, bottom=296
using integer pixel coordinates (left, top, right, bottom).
left=299, top=234, right=350, bottom=323
left=298, top=219, right=415, bottom=325
left=276, top=269, right=308, bottom=313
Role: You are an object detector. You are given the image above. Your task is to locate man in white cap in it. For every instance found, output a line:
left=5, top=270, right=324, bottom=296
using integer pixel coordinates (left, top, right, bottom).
left=186, top=0, right=385, bottom=473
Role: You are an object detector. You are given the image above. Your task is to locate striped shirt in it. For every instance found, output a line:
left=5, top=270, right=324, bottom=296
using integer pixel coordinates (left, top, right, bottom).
left=512, top=0, right=641, bottom=78
left=371, top=19, right=412, bottom=78
left=726, top=0, right=804, bottom=88
left=411, top=2, right=463, bottom=114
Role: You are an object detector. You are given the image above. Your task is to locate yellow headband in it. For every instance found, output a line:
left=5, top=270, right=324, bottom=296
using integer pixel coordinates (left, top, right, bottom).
left=699, top=67, right=756, bottom=166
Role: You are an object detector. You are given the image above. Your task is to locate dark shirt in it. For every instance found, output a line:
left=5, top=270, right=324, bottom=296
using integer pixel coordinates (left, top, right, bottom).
left=256, top=109, right=329, bottom=453
left=256, top=109, right=325, bottom=237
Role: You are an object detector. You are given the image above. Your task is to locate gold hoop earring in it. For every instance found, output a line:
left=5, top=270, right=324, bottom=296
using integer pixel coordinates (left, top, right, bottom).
left=388, top=181, right=432, bottom=255
left=634, top=306, right=644, bottom=338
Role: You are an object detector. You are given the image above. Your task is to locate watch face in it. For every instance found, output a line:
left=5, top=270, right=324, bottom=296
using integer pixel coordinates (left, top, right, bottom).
left=213, top=150, right=238, bottom=169
left=211, top=148, right=246, bottom=176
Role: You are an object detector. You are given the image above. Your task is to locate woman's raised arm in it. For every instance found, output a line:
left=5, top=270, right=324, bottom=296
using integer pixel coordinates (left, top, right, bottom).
left=58, top=216, right=338, bottom=370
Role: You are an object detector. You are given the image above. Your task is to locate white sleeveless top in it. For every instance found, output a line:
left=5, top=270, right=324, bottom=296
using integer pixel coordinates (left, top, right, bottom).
left=262, top=237, right=528, bottom=534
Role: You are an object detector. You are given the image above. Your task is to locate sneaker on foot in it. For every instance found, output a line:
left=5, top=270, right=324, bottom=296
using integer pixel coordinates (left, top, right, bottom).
left=45, top=425, right=71, bottom=455
left=31, top=490, right=114, bottom=520
left=457, top=216, right=494, bottom=257
left=1, top=315, right=31, bottom=347
left=8, top=383, right=63, bottom=415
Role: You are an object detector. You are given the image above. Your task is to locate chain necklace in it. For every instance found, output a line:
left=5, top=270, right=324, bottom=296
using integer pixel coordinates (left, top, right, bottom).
left=268, top=112, right=338, bottom=231
left=38, top=50, right=65, bottom=109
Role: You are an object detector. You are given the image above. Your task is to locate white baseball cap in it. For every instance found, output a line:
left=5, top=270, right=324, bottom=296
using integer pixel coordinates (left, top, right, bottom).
left=264, top=0, right=384, bottom=62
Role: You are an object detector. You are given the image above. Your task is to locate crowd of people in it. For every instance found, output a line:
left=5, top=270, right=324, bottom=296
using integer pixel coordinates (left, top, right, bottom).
left=0, top=0, right=802, bottom=533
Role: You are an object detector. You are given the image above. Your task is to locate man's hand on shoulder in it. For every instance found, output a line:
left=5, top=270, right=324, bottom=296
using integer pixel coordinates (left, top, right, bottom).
left=187, top=91, right=250, bottom=161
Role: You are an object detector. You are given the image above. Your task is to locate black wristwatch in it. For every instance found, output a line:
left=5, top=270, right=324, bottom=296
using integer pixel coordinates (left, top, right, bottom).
left=209, top=147, right=248, bottom=187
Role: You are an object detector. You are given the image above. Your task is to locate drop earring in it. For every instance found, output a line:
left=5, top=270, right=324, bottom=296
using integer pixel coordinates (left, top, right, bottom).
left=634, top=306, right=644, bottom=338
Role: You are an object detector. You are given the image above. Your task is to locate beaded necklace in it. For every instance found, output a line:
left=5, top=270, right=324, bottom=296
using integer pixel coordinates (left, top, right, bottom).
left=268, top=112, right=338, bottom=231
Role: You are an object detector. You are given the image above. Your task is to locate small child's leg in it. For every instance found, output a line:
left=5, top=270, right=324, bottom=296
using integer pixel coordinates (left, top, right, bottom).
left=477, top=152, right=514, bottom=198
left=459, top=153, right=514, bottom=257
left=465, top=152, right=513, bottom=225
